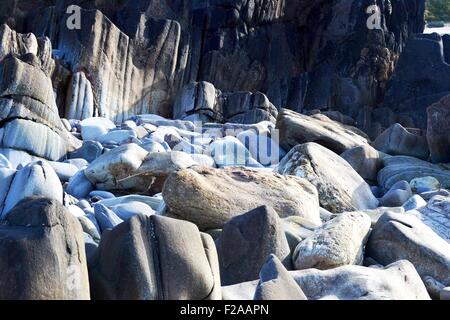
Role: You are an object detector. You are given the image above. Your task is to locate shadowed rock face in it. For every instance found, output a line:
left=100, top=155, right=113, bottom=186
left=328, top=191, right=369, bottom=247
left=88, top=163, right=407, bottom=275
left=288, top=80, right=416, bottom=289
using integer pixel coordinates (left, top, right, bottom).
left=0, top=0, right=425, bottom=123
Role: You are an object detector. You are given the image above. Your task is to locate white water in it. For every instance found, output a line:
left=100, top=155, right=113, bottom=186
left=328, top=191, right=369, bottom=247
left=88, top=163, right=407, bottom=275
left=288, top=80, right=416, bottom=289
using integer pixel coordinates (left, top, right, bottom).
left=424, top=24, right=450, bottom=35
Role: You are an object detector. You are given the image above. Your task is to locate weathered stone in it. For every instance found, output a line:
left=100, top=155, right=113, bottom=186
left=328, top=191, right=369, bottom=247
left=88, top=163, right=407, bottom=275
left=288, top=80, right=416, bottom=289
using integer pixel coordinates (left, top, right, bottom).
left=341, top=144, right=382, bottom=182
left=163, top=166, right=321, bottom=230
left=366, top=212, right=450, bottom=287
left=293, top=212, right=372, bottom=270
left=66, top=71, right=94, bottom=120
left=84, top=143, right=148, bottom=190
left=377, top=156, right=450, bottom=191
left=254, top=254, right=307, bottom=301
left=380, top=180, right=413, bottom=207
left=89, top=214, right=221, bottom=300
left=217, top=206, right=291, bottom=286
left=292, top=260, right=430, bottom=300
left=409, top=195, right=450, bottom=243
left=276, top=109, right=369, bottom=154
left=427, top=95, right=450, bottom=163
left=1, top=161, right=63, bottom=219
left=372, top=123, right=429, bottom=159
left=0, top=197, right=90, bottom=299
left=277, top=143, right=379, bottom=213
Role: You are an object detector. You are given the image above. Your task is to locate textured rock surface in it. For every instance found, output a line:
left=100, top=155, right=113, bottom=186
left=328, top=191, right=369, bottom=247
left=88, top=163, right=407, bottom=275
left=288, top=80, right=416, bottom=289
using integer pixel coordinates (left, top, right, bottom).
left=0, top=52, right=80, bottom=160
left=427, top=95, right=450, bottom=164
left=409, top=195, right=450, bottom=243
left=0, top=197, right=90, bottom=299
left=163, top=166, right=321, bottom=230
left=372, top=123, right=429, bottom=160
left=276, top=109, right=370, bottom=154
left=293, top=212, right=372, bottom=270
left=277, top=143, right=379, bottom=213
left=378, top=156, right=450, bottom=191
left=367, top=212, right=450, bottom=286
left=341, top=144, right=382, bottom=182
left=292, top=260, right=430, bottom=300
left=89, top=214, right=221, bottom=300
left=217, top=206, right=291, bottom=286
left=0, top=0, right=426, bottom=124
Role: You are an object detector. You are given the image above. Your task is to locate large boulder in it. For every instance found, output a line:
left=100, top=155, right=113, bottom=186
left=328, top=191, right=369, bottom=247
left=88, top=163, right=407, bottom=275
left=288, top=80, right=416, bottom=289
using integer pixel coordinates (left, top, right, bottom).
left=427, top=95, right=450, bottom=164
left=409, top=195, right=450, bottom=243
left=366, top=212, right=450, bottom=287
left=162, top=166, right=321, bottom=230
left=293, top=212, right=372, bottom=270
left=277, top=143, right=379, bottom=213
left=292, top=260, right=430, bottom=300
left=372, top=123, right=429, bottom=160
left=276, top=109, right=369, bottom=154
left=216, top=206, right=291, bottom=286
left=0, top=54, right=81, bottom=160
left=89, top=214, right=221, bottom=300
left=377, top=156, right=450, bottom=191
left=84, top=143, right=148, bottom=190
left=0, top=197, right=90, bottom=299
left=0, top=161, right=63, bottom=219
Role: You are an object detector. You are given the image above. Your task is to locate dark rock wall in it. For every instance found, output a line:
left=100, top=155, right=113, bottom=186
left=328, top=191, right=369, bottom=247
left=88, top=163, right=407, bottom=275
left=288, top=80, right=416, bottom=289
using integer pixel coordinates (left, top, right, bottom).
left=0, top=0, right=425, bottom=124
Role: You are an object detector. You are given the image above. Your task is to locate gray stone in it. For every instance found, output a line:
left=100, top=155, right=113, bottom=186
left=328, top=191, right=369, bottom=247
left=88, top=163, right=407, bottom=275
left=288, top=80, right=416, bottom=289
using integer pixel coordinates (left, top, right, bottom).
left=293, top=212, right=372, bottom=270
left=410, top=176, right=441, bottom=194
left=366, top=212, right=450, bottom=287
left=254, top=254, right=307, bottom=301
left=84, top=143, right=148, bottom=190
left=66, top=170, right=94, bottom=200
left=277, top=142, right=379, bottom=213
left=427, top=95, right=450, bottom=163
left=378, top=156, right=450, bottom=191
left=380, top=181, right=413, bottom=207
left=341, top=145, right=382, bottom=182
left=217, top=206, right=291, bottom=286
left=0, top=197, right=90, bottom=299
left=1, top=161, right=63, bottom=219
left=89, top=214, right=221, bottom=300
left=276, top=109, right=369, bottom=154
left=66, top=71, right=94, bottom=121
left=372, top=123, right=429, bottom=160
left=163, top=166, right=321, bottom=230
left=292, top=260, right=430, bottom=300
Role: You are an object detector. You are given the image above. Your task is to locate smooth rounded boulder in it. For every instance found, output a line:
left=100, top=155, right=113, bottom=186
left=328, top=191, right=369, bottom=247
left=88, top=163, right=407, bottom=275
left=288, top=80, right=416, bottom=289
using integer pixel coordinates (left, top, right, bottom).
left=0, top=197, right=90, bottom=299
left=162, top=166, right=321, bottom=230
left=1, top=161, right=63, bottom=219
left=89, top=214, right=221, bottom=300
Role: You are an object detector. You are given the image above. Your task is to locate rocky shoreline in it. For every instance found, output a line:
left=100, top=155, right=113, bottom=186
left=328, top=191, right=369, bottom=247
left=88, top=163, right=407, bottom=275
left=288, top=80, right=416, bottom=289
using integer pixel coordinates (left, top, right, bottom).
left=0, top=0, right=449, bottom=301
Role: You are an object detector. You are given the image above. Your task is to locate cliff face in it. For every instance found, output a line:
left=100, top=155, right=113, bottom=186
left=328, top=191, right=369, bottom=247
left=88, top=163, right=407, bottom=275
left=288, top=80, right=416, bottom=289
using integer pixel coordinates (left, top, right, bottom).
left=0, top=0, right=425, bottom=124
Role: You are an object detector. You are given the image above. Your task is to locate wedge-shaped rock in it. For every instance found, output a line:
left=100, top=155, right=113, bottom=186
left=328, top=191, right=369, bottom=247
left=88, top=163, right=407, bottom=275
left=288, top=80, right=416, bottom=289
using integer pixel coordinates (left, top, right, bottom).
left=292, top=260, right=430, bottom=300
left=217, top=206, right=291, bottom=286
left=293, top=212, right=372, bottom=270
left=276, top=109, right=369, bottom=154
left=277, top=143, right=379, bottom=213
left=89, top=214, right=221, bottom=300
left=372, top=123, right=429, bottom=160
left=254, top=254, right=307, bottom=301
left=366, top=212, right=450, bottom=286
left=163, top=166, right=321, bottom=230
left=0, top=197, right=90, bottom=299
